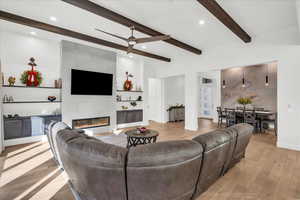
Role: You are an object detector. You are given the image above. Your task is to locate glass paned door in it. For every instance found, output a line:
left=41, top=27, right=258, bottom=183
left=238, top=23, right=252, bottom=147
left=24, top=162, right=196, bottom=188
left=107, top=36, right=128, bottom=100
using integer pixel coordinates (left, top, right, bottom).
left=199, top=86, right=213, bottom=118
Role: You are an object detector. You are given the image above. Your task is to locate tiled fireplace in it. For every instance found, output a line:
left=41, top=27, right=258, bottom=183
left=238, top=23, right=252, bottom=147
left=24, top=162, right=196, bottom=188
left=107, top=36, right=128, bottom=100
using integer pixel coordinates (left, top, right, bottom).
left=72, top=116, right=110, bottom=129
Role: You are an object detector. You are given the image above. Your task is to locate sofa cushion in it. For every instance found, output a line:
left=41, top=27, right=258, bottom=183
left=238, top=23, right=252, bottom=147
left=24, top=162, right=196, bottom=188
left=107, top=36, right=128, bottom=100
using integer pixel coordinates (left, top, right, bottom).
left=229, top=123, right=254, bottom=167
left=127, top=140, right=203, bottom=200
left=56, top=129, right=128, bottom=200
left=221, top=127, right=238, bottom=174
left=50, top=122, right=70, bottom=168
left=193, top=130, right=230, bottom=151
left=192, top=130, right=231, bottom=197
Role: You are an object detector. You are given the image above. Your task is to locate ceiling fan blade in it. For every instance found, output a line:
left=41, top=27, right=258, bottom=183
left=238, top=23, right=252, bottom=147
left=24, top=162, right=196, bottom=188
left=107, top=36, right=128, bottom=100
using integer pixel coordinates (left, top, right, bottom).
left=135, top=35, right=171, bottom=44
left=95, top=28, right=128, bottom=42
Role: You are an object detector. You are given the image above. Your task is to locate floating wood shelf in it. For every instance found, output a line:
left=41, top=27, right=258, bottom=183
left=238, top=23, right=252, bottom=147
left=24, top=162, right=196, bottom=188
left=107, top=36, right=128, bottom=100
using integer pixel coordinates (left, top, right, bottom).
left=117, top=109, right=143, bottom=112
left=117, top=100, right=143, bottom=102
left=2, top=85, right=61, bottom=89
left=3, top=101, right=62, bottom=104
left=116, top=90, right=143, bottom=93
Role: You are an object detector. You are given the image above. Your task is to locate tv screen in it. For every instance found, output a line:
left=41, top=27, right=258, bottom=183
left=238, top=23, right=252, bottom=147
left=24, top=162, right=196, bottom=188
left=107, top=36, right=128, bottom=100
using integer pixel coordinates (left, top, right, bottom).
left=71, top=69, right=113, bottom=95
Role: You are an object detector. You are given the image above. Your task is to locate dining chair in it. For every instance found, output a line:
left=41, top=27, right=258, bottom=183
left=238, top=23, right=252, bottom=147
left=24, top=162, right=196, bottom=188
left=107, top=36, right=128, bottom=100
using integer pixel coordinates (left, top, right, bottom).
left=217, top=107, right=226, bottom=127
left=225, top=109, right=236, bottom=127
left=243, top=110, right=259, bottom=133
left=261, top=113, right=277, bottom=136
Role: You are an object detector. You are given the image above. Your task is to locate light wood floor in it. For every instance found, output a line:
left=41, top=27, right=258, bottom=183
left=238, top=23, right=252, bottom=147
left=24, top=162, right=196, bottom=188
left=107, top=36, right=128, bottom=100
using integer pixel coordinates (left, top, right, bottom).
left=1, top=119, right=300, bottom=200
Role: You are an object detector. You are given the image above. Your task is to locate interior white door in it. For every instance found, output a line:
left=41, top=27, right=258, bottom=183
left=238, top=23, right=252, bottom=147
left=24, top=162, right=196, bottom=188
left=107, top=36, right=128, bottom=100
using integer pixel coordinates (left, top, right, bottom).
left=148, top=78, right=162, bottom=122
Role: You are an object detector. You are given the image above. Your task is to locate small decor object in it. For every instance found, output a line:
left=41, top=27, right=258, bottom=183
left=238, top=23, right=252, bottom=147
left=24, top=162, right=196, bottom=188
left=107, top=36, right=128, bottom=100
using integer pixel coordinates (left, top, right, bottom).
left=123, top=71, right=133, bottom=91
left=54, top=78, right=62, bottom=88
left=58, top=78, right=62, bottom=88
left=48, top=96, right=57, bottom=102
left=138, top=127, right=147, bottom=133
left=8, top=76, right=16, bottom=86
left=237, top=97, right=252, bottom=109
left=8, top=96, right=14, bottom=102
left=121, top=105, right=128, bottom=110
left=54, top=80, right=59, bottom=88
left=3, top=94, right=8, bottom=102
left=1, top=73, right=4, bottom=85
left=130, top=101, right=137, bottom=107
left=20, top=57, right=43, bottom=87
left=116, top=95, right=122, bottom=101
left=137, top=96, right=142, bottom=101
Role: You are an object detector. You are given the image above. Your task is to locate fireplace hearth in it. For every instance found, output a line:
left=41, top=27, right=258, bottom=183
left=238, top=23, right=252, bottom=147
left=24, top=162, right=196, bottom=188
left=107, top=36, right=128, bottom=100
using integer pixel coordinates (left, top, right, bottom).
left=72, top=116, right=110, bottom=129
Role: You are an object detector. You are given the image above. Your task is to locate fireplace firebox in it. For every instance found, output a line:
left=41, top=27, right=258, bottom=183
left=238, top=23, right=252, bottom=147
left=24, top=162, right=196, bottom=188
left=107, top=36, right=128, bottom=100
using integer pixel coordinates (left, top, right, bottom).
left=72, top=116, right=110, bottom=129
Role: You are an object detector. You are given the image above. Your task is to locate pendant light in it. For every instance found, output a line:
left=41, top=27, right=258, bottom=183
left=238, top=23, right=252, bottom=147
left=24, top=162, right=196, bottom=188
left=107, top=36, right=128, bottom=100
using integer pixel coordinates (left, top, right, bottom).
left=242, top=70, right=246, bottom=88
left=265, top=64, right=269, bottom=86
left=222, top=80, right=226, bottom=88
left=222, top=71, right=226, bottom=88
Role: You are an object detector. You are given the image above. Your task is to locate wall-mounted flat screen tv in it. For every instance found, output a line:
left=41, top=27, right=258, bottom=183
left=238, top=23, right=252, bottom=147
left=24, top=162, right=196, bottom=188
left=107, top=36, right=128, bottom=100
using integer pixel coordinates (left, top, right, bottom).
left=71, top=69, right=113, bottom=95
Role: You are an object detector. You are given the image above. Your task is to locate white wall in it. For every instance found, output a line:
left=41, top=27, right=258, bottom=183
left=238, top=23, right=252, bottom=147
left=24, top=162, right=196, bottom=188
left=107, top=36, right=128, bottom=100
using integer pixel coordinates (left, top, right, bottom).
left=0, top=31, right=61, bottom=116
left=163, top=75, right=185, bottom=122
left=0, top=31, right=61, bottom=86
left=148, top=78, right=163, bottom=123
left=61, top=41, right=116, bottom=134
left=147, top=43, right=300, bottom=151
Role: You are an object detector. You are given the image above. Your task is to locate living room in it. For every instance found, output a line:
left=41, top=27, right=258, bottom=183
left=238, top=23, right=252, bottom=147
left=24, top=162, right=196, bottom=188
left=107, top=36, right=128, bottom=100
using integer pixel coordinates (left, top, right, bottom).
left=1, top=0, right=300, bottom=199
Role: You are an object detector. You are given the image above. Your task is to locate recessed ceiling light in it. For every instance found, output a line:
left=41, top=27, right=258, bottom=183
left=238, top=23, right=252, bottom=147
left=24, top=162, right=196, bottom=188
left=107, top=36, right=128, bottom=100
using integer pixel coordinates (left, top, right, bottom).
left=129, top=54, right=133, bottom=58
left=30, top=31, right=37, bottom=35
left=50, top=16, right=57, bottom=22
left=198, top=20, right=205, bottom=25
left=141, top=45, right=147, bottom=49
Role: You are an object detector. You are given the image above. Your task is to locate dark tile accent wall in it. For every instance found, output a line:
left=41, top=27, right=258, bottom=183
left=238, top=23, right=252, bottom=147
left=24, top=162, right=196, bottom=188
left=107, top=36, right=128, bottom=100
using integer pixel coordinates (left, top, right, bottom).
left=221, top=62, right=277, bottom=111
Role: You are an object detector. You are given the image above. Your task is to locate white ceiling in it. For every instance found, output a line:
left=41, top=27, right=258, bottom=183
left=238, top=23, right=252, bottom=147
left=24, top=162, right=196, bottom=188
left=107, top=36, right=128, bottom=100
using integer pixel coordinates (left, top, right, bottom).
left=0, top=0, right=299, bottom=59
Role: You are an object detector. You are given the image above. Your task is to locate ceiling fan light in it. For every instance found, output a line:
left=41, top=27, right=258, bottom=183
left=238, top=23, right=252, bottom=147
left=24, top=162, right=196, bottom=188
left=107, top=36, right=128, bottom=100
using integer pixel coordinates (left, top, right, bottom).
left=128, top=41, right=136, bottom=45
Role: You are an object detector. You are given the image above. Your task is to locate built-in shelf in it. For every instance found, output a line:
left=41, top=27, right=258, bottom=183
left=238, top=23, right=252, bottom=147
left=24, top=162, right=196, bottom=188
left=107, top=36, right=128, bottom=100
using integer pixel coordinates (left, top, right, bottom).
left=117, top=100, right=143, bottom=102
left=3, top=101, right=62, bottom=104
left=2, top=85, right=61, bottom=89
left=116, top=90, right=143, bottom=93
left=117, top=109, right=143, bottom=112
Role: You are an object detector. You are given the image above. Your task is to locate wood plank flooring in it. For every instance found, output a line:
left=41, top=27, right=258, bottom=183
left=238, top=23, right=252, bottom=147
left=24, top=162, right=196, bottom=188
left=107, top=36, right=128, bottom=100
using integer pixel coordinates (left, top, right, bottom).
left=0, top=119, right=299, bottom=200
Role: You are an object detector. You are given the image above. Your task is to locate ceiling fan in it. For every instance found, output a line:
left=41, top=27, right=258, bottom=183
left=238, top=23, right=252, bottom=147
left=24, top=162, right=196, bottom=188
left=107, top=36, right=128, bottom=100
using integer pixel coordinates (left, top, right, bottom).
left=95, top=26, right=171, bottom=54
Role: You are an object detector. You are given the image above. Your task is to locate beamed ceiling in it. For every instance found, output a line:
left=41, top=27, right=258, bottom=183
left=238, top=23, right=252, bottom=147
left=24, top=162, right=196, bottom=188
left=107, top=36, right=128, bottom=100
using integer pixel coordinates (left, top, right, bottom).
left=0, top=0, right=299, bottom=61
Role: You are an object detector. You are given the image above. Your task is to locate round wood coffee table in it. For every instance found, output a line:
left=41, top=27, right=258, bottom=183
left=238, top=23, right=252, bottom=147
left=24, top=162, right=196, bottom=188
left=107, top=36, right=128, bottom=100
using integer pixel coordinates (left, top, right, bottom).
left=125, top=129, right=159, bottom=148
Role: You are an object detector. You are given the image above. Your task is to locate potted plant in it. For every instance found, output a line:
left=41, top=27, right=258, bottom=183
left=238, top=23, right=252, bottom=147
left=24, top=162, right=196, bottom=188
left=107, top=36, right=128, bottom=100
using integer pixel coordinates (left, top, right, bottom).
left=237, top=97, right=252, bottom=109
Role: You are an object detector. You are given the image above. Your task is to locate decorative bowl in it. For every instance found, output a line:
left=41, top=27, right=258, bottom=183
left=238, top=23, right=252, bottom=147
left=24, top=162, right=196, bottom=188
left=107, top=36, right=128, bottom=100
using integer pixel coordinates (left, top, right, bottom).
left=138, top=127, right=147, bottom=133
left=48, top=96, right=56, bottom=102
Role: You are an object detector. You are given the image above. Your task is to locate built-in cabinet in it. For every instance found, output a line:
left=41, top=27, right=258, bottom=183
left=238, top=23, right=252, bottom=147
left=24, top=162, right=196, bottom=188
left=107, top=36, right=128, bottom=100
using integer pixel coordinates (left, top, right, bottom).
left=4, top=115, right=61, bottom=140
left=117, top=110, right=143, bottom=124
left=2, top=85, right=62, bottom=142
left=168, top=107, right=185, bottom=122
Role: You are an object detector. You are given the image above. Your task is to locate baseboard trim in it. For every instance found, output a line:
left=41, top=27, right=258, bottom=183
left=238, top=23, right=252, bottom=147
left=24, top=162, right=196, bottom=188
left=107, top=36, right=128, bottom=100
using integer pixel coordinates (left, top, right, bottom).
left=4, top=135, right=47, bottom=147
left=277, top=141, right=300, bottom=151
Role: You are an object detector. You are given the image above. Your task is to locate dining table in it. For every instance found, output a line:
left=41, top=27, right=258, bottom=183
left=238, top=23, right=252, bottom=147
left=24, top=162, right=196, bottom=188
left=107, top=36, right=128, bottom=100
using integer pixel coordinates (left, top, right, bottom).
left=223, top=108, right=277, bottom=132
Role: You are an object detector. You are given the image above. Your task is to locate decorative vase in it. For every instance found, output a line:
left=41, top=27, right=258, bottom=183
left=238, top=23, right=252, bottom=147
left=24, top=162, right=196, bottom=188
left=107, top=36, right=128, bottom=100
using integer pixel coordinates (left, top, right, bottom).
left=123, top=71, right=133, bottom=91
left=123, top=79, right=133, bottom=91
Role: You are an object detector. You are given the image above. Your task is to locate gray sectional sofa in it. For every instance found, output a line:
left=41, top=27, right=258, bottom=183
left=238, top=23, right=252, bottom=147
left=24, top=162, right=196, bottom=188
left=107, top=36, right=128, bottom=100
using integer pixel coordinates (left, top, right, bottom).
left=51, top=123, right=253, bottom=200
